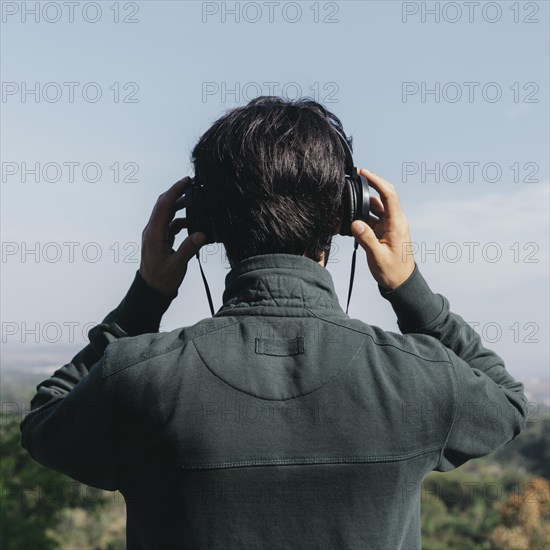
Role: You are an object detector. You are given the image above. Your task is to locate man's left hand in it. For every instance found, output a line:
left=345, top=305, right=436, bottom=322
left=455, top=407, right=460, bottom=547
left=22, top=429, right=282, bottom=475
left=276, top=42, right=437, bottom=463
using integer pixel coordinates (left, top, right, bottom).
left=139, top=177, right=206, bottom=297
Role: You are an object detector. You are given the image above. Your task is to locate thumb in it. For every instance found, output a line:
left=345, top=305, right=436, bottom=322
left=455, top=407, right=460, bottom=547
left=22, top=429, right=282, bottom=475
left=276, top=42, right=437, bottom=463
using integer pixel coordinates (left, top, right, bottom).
left=175, top=232, right=206, bottom=263
left=351, top=220, right=379, bottom=252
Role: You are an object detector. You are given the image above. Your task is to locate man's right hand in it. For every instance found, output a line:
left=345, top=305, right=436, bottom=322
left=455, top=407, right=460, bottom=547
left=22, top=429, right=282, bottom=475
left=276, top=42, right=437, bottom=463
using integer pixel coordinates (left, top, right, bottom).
left=351, top=168, right=416, bottom=291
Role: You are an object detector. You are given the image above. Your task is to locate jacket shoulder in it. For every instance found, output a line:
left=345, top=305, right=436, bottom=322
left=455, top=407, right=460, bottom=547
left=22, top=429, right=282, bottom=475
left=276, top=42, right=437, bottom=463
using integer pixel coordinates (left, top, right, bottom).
left=102, top=328, right=184, bottom=378
left=102, top=316, right=241, bottom=378
left=342, top=318, right=452, bottom=365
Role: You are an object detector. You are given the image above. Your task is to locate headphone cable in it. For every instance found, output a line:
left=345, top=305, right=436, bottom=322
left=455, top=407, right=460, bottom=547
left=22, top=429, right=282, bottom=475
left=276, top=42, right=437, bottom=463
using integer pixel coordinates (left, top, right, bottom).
left=197, top=240, right=358, bottom=318
left=196, top=251, right=215, bottom=317
left=345, top=239, right=359, bottom=315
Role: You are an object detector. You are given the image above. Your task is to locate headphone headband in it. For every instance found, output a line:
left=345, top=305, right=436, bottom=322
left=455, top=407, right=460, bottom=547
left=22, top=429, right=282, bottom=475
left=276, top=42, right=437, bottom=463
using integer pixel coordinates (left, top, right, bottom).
left=330, top=126, right=356, bottom=178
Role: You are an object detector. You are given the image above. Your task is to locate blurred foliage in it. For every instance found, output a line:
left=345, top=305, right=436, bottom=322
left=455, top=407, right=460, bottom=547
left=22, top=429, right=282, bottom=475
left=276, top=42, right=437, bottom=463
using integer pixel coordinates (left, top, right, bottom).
left=420, top=467, right=550, bottom=549
left=0, top=413, right=125, bottom=549
left=420, top=413, right=550, bottom=549
left=491, top=416, right=550, bottom=480
left=490, top=477, right=550, bottom=549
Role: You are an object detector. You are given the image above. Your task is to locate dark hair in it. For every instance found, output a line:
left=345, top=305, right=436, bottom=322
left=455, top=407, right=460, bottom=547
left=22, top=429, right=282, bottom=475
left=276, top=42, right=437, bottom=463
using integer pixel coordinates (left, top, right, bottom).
left=191, top=96, right=352, bottom=267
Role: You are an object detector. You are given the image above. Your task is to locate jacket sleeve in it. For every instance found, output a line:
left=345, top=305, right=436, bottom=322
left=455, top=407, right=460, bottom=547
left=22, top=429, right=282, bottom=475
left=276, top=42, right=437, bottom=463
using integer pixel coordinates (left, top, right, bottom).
left=378, top=263, right=529, bottom=471
left=19, top=271, right=176, bottom=490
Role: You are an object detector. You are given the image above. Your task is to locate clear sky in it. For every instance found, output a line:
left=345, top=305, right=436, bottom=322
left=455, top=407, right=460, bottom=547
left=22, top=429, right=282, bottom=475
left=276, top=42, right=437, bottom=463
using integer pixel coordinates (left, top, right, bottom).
left=1, top=0, right=549, bottom=381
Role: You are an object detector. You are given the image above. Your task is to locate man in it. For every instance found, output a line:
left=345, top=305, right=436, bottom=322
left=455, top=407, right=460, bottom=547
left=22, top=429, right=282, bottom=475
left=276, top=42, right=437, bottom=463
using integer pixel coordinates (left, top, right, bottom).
left=20, top=96, right=528, bottom=549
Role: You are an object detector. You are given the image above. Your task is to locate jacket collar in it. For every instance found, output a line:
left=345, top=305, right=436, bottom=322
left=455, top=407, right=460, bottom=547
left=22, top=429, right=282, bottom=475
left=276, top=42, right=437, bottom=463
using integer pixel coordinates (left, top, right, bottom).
left=215, top=253, right=348, bottom=318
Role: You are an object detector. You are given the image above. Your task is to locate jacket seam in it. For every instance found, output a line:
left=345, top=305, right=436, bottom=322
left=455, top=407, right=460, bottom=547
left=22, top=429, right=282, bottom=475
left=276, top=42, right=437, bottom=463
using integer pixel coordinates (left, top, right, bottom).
left=436, top=347, right=460, bottom=470
left=184, top=317, right=246, bottom=339
left=307, top=309, right=452, bottom=364
left=402, top=294, right=449, bottom=335
left=180, top=445, right=442, bottom=470
left=191, top=334, right=368, bottom=402
left=102, top=318, right=246, bottom=378
left=103, top=341, right=185, bottom=378
left=215, top=309, right=336, bottom=318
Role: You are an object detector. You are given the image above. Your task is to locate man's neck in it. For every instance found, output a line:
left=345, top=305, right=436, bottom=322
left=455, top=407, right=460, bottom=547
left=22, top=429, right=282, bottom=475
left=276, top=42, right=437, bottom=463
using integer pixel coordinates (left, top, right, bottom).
left=306, top=251, right=326, bottom=268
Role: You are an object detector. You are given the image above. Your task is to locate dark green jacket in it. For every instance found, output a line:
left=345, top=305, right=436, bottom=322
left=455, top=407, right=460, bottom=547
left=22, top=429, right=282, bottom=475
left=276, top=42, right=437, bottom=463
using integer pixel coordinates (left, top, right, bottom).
left=20, top=253, right=528, bottom=549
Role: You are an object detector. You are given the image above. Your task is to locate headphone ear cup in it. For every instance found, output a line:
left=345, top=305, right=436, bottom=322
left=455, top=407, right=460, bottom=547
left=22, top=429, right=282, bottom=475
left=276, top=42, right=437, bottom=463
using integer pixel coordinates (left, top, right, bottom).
left=339, top=176, right=356, bottom=236
left=358, top=173, right=371, bottom=225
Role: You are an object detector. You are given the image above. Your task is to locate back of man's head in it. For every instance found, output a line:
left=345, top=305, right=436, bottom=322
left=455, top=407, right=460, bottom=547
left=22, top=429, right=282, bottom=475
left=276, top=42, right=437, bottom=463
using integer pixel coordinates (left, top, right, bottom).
left=191, top=96, right=351, bottom=268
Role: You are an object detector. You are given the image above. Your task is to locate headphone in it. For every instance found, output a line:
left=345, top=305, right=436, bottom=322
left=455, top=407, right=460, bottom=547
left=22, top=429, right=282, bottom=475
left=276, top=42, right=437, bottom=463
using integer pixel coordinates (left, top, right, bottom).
left=184, top=127, right=371, bottom=316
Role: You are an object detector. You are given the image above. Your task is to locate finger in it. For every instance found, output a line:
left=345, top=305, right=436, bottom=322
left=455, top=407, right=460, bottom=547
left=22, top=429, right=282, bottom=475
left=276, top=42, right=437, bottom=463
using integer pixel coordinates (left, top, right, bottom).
left=146, top=177, right=192, bottom=241
left=174, top=232, right=206, bottom=264
left=369, top=195, right=385, bottom=216
left=165, top=176, right=193, bottom=202
left=367, top=213, right=380, bottom=229
left=168, top=217, right=187, bottom=237
left=351, top=219, right=382, bottom=254
left=359, top=168, right=401, bottom=225
left=174, top=194, right=187, bottom=212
